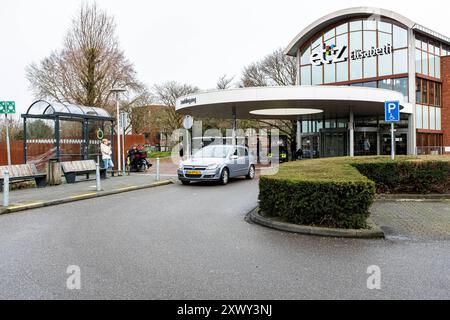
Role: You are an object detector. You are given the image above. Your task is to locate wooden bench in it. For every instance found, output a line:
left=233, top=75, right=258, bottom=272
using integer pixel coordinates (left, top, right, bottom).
left=61, top=160, right=106, bottom=184
left=0, top=164, right=47, bottom=190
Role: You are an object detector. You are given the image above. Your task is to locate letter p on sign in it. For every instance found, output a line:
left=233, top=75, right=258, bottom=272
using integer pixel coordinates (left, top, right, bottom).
left=384, top=101, right=400, bottom=122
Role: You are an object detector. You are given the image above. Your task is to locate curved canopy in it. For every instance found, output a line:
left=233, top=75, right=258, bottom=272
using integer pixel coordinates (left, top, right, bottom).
left=25, top=100, right=113, bottom=120
left=176, top=86, right=412, bottom=120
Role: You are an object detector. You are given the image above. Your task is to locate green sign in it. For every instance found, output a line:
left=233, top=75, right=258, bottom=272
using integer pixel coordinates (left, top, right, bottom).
left=0, top=101, right=15, bottom=114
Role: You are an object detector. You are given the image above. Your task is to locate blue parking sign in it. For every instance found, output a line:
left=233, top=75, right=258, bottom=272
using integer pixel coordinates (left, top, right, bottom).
left=384, top=101, right=400, bottom=122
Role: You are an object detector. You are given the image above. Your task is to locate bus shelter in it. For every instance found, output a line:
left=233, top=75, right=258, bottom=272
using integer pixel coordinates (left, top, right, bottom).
left=22, top=100, right=115, bottom=164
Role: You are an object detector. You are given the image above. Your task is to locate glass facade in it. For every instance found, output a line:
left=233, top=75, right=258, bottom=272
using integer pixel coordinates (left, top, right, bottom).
left=299, top=18, right=408, bottom=85
left=416, top=78, right=442, bottom=130
left=295, top=13, right=448, bottom=156
left=415, top=36, right=443, bottom=78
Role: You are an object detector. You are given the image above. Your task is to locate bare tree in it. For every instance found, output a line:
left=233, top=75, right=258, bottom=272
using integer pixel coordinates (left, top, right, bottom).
left=26, top=2, right=147, bottom=111
left=241, top=48, right=298, bottom=155
left=151, top=81, right=199, bottom=145
left=216, top=74, right=235, bottom=90
left=241, top=48, right=297, bottom=87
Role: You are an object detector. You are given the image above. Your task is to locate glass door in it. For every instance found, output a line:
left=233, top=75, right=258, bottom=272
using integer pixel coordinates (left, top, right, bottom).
left=320, top=129, right=348, bottom=158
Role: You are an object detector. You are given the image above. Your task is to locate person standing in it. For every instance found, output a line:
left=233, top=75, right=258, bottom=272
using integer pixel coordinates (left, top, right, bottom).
left=101, top=139, right=114, bottom=170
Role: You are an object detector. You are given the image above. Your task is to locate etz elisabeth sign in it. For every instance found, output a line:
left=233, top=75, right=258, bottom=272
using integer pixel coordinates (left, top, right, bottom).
left=311, top=43, right=393, bottom=66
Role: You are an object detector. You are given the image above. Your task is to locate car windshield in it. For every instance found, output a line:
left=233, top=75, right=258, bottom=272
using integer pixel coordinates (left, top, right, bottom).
left=193, top=146, right=230, bottom=158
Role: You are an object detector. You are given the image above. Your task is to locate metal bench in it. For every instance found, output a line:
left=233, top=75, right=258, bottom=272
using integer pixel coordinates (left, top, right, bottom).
left=0, top=164, right=47, bottom=190
left=61, top=160, right=106, bottom=184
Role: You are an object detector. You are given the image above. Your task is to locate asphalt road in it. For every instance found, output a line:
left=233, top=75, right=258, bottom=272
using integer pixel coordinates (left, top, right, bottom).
left=0, top=178, right=449, bottom=299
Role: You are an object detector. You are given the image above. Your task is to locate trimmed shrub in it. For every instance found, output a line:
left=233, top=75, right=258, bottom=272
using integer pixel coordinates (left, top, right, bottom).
left=258, top=156, right=450, bottom=229
left=354, top=161, right=450, bottom=194
left=259, top=177, right=376, bottom=229
left=258, top=158, right=377, bottom=229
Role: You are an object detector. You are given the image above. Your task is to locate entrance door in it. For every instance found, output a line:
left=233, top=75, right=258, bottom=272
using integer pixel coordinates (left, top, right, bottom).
left=381, top=131, right=408, bottom=155
left=354, top=130, right=378, bottom=156
left=320, top=130, right=348, bottom=158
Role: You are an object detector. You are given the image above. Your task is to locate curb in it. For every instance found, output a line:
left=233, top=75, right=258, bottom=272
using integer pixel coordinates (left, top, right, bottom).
left=376, top=194, right=450, bottom=202
left=0, top=180, right=173, bottom=215
left=248, top=207, right=385, bottom=239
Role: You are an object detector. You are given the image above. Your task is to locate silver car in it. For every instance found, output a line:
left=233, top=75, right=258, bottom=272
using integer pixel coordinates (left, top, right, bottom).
left=177, top=145, right=256, bottom=185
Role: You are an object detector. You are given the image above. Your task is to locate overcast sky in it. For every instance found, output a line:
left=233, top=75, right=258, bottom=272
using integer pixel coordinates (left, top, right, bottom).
left=1, top=0, right=449, bottom=114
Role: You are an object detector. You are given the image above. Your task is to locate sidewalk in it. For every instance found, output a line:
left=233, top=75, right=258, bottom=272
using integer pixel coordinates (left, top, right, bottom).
left=0, top=171, right=176, bottom=213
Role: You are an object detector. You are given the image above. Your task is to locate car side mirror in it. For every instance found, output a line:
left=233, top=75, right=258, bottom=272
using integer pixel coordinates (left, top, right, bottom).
left=230, top=155, right=239, bottom=160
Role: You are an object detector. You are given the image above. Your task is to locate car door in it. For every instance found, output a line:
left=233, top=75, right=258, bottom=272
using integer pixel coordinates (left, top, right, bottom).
left=237, top=147, right=249, bottom=176
left=228, top=147, right=240, bottom=177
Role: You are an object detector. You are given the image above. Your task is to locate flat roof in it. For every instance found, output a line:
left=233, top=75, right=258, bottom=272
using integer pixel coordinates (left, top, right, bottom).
left=176, top=86, right=412, bottom=121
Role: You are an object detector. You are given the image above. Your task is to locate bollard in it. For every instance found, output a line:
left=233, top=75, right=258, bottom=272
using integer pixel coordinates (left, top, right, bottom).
left=3, top=170, right=9, bottom=207
left=96, top=162, right=102, bottom=192
left=156, top=157, right=160, bottom=181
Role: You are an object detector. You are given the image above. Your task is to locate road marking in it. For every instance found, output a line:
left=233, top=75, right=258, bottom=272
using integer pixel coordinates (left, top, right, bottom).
left=70, top=192, right=97, bottom=199
left=8, top=202, right=44, bottom=210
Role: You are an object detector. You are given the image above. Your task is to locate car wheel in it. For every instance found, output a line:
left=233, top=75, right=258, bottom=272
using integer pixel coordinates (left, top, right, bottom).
left=220, top=168, right=229, bottom=185
left=181, top=180, right=190, bottom=185
left=246, top=165, right=255, bottom=180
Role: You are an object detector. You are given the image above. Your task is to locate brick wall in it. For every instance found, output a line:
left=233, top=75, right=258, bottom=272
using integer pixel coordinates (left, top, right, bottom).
left=442, top=56, right=450, bottom=150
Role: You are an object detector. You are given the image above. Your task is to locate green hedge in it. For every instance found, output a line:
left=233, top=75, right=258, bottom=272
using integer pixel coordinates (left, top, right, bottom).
left=259, top=177, right=375, bottom=229
left=353, top=161, right=450, bottom=194
left=258, top=156, right=450, bottom=229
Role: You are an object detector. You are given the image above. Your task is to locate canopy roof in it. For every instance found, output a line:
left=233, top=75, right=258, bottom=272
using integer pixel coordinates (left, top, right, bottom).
left=176, top=86, right=413, bottom=121
left=24, top=100, right=114, bottom=121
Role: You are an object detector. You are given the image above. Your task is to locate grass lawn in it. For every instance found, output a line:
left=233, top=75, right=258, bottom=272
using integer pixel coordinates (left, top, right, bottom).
left=147, top=151, right=172, bottom=159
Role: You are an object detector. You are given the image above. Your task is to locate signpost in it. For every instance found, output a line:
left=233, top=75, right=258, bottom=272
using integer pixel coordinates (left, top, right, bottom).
left=384, top=101, right=400, bottom=160
left=0, top=101, right=16, bottom=165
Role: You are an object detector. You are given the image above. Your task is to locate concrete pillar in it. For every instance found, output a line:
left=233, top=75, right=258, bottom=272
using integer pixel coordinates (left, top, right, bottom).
left=232, top=106, right=237, bottom=145
left=349, top=109, right=354, bottom=157
left=377, top=131, right=381, bottom=156
left=296, top=120, right=302, bottom=151
left=407, top=28, right=417, bottom=155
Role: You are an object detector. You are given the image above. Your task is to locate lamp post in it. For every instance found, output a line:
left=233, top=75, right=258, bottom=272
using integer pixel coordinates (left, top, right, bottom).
left=110, top=87, right=127, bottom=175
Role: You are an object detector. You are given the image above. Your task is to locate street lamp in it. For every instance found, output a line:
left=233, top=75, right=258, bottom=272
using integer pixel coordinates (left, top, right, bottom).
left=110, top=87, right=127, bottom=175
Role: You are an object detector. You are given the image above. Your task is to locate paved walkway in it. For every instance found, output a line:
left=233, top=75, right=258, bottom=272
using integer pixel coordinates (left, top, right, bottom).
left=371, top=201, right=450, bottom=241
left=0, top=172, right=177, bottom=209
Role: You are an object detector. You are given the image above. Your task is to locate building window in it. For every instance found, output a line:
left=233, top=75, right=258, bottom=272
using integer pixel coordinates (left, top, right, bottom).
left=415, top=49, right=422, bottom=74
left=301, top=66, right=312, bottom=85
left=336, top=23, right=348, bottom=35
left=300, top=46, right=311, bottom=65
left=393, top=77, right=408, bottom=100
left=393, top=25, right=408, bottom=48
left=416, top=78, right=441, bottom=107
left=312, top=64, right=322, bottom=85
left=416, top=105, right=423, bottom=129
left=430, top=106, right=436, bottom=130
left=393, top=49, right=408, bottom=74
left=415, top=35, right=444, bottom=79
left=423, top=105, right=429, bottom=129
left=324, top=63, right=335, bottom=83
left=379, top=52, right=393, bottom=76
left=436, top=108, right=441, bottom=130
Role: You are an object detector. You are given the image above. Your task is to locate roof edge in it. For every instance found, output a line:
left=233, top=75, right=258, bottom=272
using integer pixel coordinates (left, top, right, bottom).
left=284, top=7, right=416, bottom=56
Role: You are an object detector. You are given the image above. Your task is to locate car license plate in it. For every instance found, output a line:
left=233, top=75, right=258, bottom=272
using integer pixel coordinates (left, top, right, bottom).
left=187, top=170, right=201, bottom=175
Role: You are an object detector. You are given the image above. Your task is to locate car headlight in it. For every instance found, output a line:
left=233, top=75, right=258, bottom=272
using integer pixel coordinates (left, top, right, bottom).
left=207, top=164, right=219, bottom=170
left=178, top=162, right=184, bottom=169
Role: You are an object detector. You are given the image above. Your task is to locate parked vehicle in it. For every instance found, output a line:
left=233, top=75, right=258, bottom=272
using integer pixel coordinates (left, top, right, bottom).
left=177, top=145, right=256, bottom=185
